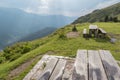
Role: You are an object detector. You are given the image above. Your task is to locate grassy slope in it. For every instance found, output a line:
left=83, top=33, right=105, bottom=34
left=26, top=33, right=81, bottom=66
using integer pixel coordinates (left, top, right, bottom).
left=0, top=22, right=120, bottom=79
left=118, top=14, right=120, bottom=20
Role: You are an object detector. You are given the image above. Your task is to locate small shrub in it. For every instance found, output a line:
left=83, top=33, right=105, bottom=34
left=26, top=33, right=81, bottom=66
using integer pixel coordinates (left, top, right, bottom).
left=22, top=46, right=31, bottom=54
left=59, top=34, right=66, bottom=39
left=3, top=52, right=12, bottom=60
left=9, top=53, right=22, bottom=61
left=0, top=57, right=6, bottom=63
left=72, top=25, right=78, bottom=32
left=58, top=29, right=67, bottom=39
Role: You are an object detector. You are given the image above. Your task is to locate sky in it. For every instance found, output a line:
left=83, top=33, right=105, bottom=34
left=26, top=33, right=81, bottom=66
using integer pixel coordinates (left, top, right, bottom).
left=0, top=0, right=120, bottom=17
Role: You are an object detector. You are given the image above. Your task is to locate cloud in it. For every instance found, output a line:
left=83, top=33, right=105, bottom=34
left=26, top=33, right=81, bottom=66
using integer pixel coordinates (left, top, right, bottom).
left=23, top=0, right=97, bottom=16
left=0, top=0, right=120, bottom=17
left=95, top=0, right=120, bottom=9
left=24, top=8, right=33, bottom=13
left=24, top=0, right=120, bottom=17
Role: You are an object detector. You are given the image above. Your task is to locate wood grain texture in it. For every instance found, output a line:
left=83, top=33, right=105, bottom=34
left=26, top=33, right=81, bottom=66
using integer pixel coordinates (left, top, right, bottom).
left=23, top=50, right=120, bottom=80
left=99, top=50, right=120, bottom=80
left=31, top=56, right=52, bottom=80
left=88, top=50, right=107, bottom=80
left=71, top=50, right=88, bottom=80
left=49, top=59, right=66, bottom=80
left=62, top=60, right=74, bottom=80
left=23, top=55, right=49, bottom=80
left=38, top=57, right=58, bottom=80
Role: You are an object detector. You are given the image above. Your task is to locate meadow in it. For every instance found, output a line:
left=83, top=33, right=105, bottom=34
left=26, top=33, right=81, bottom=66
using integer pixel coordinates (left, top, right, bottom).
left=0, top=22, right=120, bottom=79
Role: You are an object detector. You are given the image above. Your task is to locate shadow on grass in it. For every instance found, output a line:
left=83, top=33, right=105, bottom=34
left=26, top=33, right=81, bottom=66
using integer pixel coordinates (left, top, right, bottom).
left=95, top=38, right=110, bottom=43
left=90, top=36, right=110, bottom=43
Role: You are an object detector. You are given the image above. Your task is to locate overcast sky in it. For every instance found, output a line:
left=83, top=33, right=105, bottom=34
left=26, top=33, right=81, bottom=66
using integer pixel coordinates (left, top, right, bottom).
left=0, top=0, right=120, bottom=17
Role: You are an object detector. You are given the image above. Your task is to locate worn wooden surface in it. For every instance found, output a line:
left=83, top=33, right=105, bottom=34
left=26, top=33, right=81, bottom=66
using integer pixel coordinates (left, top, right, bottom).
left=71, top=50, right=88, bottom=80
left=99, top=50, right=120, bottom=80
left=98, top=28, right=107, bottom=34
left=23, top=50, right=120, bottom=80
left=62, top=60, right=74, bottom=80
left=23, top=55, right=49, bottom=80
left=89, top=25, right=98, bottom=29
left=49, top=59, right=66, bottom=80
left=38, top=57, right=58, bottom=80
left=88, top=50, right=107, bottom=80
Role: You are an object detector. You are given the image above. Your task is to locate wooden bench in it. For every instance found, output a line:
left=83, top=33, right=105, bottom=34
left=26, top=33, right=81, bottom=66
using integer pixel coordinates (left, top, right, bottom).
left=98, top=28, right=107, bottom=34
left=97, top=28, right=107, bottom=38
left=23, top=50, right=120, bottom=80
left=83, top=29, right=88, bottom=38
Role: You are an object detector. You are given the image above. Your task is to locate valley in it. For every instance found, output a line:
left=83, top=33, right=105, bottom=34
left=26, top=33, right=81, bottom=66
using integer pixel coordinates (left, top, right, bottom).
left=0, top=7, right=76, bottom=50
left=0, top=1, right=120, bottom=80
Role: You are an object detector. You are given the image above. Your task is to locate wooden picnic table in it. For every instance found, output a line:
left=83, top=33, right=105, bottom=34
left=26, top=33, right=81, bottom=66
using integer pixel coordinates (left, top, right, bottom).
left=23, top=50, right=120, bottom=80
left=89, top=25, right=98, bottom=30
left=89, top=25, right=98, bottom=37
left=98, top=28, right=107, bottom=34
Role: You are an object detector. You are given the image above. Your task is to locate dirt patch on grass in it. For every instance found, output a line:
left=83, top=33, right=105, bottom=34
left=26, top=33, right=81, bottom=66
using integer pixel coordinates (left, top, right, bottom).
left=66, top=32, right=80, bottom=38
left=8, top=55, right=42, bottom=80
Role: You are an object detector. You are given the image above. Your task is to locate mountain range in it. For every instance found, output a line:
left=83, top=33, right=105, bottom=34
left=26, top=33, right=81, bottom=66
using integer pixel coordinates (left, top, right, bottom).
left=20, top=27, right=57, bottom=41
left=0, top=7, right=76, bottom=50
left=0, top=2, right=120, bottom=79
left=73, top=2, right=120, bottom=23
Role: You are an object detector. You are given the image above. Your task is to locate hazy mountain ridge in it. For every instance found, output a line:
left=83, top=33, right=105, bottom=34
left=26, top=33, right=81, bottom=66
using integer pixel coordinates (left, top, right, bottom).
left=73, top=2, right=120, bottom=23
left=20, top=27, right=57, bottom=41
left=1, top=2, right=120, bottom=80
left=0, top=7, right=76, bottom=50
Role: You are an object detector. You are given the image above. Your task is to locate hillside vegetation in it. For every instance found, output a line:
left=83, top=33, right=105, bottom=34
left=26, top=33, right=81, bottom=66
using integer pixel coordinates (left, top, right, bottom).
left=0, top=22, right=120, bottom=79
left=73, top=2, right=120, bottom=23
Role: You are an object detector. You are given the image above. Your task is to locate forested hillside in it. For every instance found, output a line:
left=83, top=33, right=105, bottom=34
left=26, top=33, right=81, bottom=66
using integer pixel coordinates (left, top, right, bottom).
left=73, top=2, right=120, bottom=23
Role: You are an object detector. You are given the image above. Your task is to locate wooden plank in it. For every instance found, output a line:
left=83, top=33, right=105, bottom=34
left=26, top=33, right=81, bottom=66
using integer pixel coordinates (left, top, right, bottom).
left=31, top=56, right=52, bottom=80
left=23, top=55, right=49, bottom=80
left=89, top=25, right=98, bottom=29
left=99, top=50, right=120, bottom=80
left=83, top=29, right=87, bottom=34
left=38, top=57, right=58, bottom=80
left=88, top=50, right=107, bottom=80
left=71, top=50, right=88, bottom=80
left=49, top=59, right=67, bottom=80
left=99, top=28, right=107, bottom=34
left=62, top=60, right=74, bottom=80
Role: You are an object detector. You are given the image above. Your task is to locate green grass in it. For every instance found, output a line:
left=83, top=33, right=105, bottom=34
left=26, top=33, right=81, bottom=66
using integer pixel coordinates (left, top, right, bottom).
left=0, top=22, right=120, bottom=79
left=117, top=14, right=120, bottom=20
left=0, top=36, right=55, bottom=79
left=12, top=56, right=42, bottom=80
